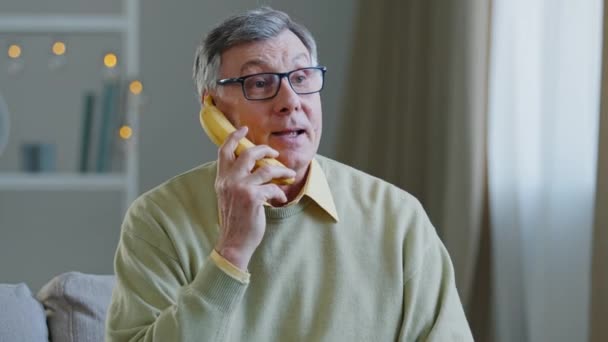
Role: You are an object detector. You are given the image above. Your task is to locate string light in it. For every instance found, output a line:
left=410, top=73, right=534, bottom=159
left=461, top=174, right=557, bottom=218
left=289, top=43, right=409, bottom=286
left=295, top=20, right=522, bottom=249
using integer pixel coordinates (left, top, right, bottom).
left=129, top=80, right=143, bottom=95
left=119, top=125, right=133, bottom=140
left=51, top=41, right=66, bottom=56
left=8, top=44, right=22, bottom=59
left=7, top=43, right=24, bottom=74
left=104, top=53, right=117, bottom=68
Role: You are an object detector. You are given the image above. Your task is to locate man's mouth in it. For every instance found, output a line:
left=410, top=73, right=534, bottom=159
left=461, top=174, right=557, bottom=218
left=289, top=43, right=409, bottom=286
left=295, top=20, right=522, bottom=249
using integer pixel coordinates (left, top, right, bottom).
left=271, top=129, right=306, bottom=137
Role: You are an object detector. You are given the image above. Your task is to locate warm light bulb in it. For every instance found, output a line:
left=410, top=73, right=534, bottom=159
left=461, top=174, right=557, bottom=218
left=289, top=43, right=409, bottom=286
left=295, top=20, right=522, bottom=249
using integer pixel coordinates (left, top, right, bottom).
left=119, top=125, right=133, bottom=140
left=129, top=80, right=143, bottom=95
left=104, top=53, right=118, bottom=68
left=52, top=41, right=66, bottom=56
left=8, top=44, right=21, bottom=59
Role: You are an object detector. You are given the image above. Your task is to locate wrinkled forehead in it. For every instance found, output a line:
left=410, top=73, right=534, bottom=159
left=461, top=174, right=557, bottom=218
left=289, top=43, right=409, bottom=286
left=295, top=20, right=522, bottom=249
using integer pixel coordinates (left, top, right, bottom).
left=219, top=30, right=312, bottom=77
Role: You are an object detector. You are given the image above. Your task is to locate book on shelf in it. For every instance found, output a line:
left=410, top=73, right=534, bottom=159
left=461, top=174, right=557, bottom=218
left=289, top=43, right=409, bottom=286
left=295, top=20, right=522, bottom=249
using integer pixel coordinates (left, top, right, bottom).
left=111, top=80, right=129, bottom=173
left=78, top=92, right=95, bottom=173
left=78, top=78, right=129, bottom=174
left=96, top=80, right=118, bottom=172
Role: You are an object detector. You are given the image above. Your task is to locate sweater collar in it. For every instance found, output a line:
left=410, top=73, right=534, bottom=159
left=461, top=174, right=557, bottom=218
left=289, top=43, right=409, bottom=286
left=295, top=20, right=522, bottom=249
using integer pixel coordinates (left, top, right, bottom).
left=279, top=158, right=339, bottom=222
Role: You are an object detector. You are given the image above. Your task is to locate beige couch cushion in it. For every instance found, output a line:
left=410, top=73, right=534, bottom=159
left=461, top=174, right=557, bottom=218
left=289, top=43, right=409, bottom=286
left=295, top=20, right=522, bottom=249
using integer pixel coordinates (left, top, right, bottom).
left=0, top=283, right=48, bottom=342
left=37, top=272, right=115, bottom=342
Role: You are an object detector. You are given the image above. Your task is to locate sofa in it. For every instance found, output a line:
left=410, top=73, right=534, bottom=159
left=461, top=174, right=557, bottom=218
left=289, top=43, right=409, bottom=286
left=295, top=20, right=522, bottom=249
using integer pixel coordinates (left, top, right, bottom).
left=0, top=272, right=115, bottom=342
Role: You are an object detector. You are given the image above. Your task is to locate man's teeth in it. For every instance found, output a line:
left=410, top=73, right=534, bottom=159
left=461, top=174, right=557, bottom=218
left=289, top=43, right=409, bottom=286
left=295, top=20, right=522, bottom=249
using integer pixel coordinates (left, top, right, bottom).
left=275, top=131, right=299, bottom=136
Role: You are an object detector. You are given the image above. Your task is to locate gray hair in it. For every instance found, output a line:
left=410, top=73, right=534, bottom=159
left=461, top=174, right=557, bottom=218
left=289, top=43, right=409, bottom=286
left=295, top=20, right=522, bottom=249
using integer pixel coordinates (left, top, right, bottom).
left=192, top=7, right=318, bottom=98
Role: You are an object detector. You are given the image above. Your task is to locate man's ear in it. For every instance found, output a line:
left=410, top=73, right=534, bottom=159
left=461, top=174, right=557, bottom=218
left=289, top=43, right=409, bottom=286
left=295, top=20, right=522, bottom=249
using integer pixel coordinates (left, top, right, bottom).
left=201, top=91, right=208, bottom=105
left=202, top=90, right=219, bottom=106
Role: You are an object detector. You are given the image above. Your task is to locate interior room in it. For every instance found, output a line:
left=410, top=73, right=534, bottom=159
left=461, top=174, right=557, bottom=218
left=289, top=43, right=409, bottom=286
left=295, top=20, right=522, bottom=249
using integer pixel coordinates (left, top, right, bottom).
left=0, top=0, right=606, bottom=341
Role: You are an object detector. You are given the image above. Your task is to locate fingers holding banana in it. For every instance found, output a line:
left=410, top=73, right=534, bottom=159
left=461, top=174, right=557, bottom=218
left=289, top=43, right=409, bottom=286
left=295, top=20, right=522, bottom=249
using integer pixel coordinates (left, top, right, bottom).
left=217, top=126, right=248, bottom=165
left=234, top=145, right=278, bottom=175
left=218, top=126, right=296, bottom=187
left=213, top=126, right=295, bottom=270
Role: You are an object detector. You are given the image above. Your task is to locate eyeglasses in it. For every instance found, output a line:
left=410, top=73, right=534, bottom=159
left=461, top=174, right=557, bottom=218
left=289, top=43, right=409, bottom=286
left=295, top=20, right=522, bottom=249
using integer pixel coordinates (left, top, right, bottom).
left=216, top=66, right=327, bottom=101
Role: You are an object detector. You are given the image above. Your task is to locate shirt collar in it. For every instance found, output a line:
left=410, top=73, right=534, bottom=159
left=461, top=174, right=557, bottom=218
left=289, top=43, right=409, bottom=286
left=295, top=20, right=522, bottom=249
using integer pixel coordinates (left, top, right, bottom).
left=286, top=158, right=339, bottom=222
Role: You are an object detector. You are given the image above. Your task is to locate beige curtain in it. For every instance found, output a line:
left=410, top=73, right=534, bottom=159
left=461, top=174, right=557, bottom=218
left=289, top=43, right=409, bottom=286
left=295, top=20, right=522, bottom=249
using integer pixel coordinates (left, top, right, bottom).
left=335, top=0, right=492, bottom=339
left=590, top=2, right=608, bottom=339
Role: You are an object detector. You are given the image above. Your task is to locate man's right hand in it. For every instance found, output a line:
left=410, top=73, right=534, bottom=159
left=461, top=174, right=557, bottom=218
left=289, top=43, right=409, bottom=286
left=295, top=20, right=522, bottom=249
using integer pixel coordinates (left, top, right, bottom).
left=213, top=126, right=296, bottom=271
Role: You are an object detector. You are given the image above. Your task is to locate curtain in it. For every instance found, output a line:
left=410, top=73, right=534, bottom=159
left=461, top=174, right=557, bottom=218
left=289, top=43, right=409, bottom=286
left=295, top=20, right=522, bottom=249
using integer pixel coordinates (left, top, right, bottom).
left=487, top=0, right=603, bottom=341
left=335, top=0, right=492, bottom=339
left=590, top=1, right=608, bottom=340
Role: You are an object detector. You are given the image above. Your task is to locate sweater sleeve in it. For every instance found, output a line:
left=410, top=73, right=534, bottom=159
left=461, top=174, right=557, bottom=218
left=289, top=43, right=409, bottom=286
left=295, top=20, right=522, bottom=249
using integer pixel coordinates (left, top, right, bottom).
left=398, top=206, right=474, bottom=341
left=105, top=200, right=248, bottom=342
left=210, top=249, right=251, bottom=284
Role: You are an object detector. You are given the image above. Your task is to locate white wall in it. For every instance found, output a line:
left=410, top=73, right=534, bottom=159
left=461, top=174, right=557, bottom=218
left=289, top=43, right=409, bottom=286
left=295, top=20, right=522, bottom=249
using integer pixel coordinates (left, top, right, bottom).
left=0, top=0, right=357, bottom=290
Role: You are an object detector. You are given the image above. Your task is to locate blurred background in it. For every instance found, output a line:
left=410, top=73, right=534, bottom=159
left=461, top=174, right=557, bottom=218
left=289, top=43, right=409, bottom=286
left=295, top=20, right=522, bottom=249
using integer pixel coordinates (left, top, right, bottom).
left=0, top=0, right=606, bottom=341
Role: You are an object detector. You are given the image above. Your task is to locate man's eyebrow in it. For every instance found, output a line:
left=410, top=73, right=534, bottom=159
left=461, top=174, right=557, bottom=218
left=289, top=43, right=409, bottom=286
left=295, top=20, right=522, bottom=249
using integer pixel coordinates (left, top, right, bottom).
left=238, top=53, right=312, bottom=75
left=239, top=59, right=269, bottom=75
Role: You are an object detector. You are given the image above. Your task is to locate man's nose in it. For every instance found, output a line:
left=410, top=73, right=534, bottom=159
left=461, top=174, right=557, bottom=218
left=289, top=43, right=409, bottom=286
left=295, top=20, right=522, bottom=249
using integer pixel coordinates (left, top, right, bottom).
left=272, top=77, right=300, bottom=115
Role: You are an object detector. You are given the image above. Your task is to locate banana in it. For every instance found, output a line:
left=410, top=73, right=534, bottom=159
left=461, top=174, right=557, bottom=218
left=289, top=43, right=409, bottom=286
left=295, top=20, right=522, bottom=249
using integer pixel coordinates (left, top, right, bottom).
left=200, top=95, right=295, bottom=185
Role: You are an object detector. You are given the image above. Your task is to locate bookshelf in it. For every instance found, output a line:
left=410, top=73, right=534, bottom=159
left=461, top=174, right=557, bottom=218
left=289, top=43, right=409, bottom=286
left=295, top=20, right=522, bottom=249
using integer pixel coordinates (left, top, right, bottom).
left=0, top=0, right=140, bottom=212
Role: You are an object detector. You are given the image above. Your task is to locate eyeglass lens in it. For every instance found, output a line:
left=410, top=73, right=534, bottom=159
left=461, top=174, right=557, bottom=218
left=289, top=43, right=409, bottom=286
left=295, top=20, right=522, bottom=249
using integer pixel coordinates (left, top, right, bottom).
left=243, top=68, right=323, bottom=100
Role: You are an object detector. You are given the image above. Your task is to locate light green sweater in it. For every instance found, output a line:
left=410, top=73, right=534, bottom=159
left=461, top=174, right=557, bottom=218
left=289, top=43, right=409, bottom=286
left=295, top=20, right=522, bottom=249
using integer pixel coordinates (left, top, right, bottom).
left=106, top=155, right=473, bottom=341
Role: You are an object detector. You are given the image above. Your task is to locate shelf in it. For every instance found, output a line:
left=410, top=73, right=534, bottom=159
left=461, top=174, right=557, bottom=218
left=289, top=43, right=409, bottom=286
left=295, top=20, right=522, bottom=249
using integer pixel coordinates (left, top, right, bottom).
left=0, top=0, right=140, bottom=209
left=0, top=15, right=127, bottom=33
left=0, top=173, right=127, bottom=191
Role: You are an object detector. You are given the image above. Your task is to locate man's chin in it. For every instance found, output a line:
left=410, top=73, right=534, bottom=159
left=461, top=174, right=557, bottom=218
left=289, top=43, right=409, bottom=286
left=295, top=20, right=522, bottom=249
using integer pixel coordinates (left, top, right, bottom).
left=276, top=151, right=312, bottom=173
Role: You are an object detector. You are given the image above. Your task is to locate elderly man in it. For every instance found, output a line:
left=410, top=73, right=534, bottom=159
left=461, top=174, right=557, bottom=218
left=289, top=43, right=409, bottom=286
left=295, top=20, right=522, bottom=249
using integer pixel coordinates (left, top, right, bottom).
left=106, top=7, right=473, bottom=342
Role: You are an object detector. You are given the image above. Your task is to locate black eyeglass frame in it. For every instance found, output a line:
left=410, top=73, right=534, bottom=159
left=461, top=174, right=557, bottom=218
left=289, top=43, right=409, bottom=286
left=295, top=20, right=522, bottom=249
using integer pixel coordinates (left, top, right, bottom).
left=216, top=66, right=327, bottom=101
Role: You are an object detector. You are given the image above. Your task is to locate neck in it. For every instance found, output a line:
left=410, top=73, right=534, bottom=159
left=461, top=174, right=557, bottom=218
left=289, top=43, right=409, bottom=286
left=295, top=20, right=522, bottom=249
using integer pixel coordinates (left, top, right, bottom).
left=270, top=162, right=311, bottom=206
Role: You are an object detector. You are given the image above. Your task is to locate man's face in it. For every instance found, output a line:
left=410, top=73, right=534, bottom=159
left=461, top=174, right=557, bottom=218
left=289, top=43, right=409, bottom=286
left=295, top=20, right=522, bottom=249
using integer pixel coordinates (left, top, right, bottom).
left=208, top=29, right=323, bottom=174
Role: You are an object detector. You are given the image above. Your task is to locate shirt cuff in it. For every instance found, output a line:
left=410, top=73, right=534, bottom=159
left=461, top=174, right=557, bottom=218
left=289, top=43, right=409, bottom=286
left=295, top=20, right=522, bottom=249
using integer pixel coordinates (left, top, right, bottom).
left=210, top=249, right=251, bottom=284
